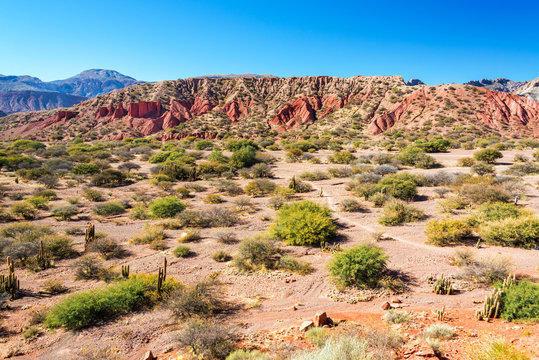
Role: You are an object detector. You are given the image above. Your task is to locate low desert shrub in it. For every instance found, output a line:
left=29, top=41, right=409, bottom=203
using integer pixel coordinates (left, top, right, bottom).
left=44, top=279, right=68, bottom=294
left=383, top=310, right=411, bottom=324
left=472, top=201, right=529, bottom=223
left=215, top=230, right=238, bottom=244
left=167, top=278, right=226, bottom=320
left=226, top=350, right=271, bottom=360
left=277, top=255, right=313, bottom=275
left=478, top=216, right=539, bottom=248
left=291, top=336, right=369, bottom=360
left=471, top=162, right=495, bottom=176
left=177, top=208, right=238, bottom=228
left=234, top=235, right=279, bottom=272
left=130, top=224, right=166, bottom=246
left=299, top=171, right=329, bottom=181
left=423, top=324, right=454, bottom=340
left=374, top=177, right=417, bottom=201
left=90, top=169, right=127, bottom=187
left=212, top=250, right=232, bottom=262
left=83, top=188, right=104, bottom=202
left=212, top=180, right=243, bottom=196
left=172, top=245, right=192, bottom=258
left=378, top=200, right=425, bottom=226
left=45, top=274, right=179, bottom=329
left=329, top=245, right=388, bottom=288
left=329, top=150, right=357, bottom=164
left=148, top=197, right=186, bottom=218
left=250, top=163, right=273, bottom=178
left=93, top=201, right=125, bottom=216
left=457, top=157, right=475, bottom=167
left=244, top=179, right=276, bottom=197
left=177, top=229, right=202, bottom=243
left=305, top=327, right=330, bottom=348
left=437, top=196, right=468, bottom=214
left=204, top=194, right=224, bottom=204
left=468, top=339, right=530, bottom=360
left=340, top=198, right=364, bottom=212
left=87, top=238, right=125, bottom=259
left=51, top=205, right=79, bottom=221
left=425, top=218, right=472, bottom=246
left=458, top=256, right=512, bottom=285
left=10, top=202, right=37, bottom=219
left=176, top=320, right=236, bottom=360
left=474, top=148, right=503, bottom=163
left=270, top=200, right=336, bottom=246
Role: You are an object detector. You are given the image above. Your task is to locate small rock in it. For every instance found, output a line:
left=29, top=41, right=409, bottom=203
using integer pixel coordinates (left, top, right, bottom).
left=313, top=312, right=327, bottom=327
left=290, top=305, right=297, bottom=311
left=381, top=301, right=391, bottom=310
left=143, top=351, right=156, bottom=360
left=392, top=298, right=402, bottom=304
left=299, top=321, right=314, bottom=332
left=322, top=325, right=330, bottom=328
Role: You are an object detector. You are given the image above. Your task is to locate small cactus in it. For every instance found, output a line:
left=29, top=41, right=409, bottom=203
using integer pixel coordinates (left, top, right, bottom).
left=85, top=223, right=95, bottom=251
left=433, top=274, right=454, bottom=295
left=1, top=257, right=20, bottom=300
left=434, top=306, right=446, bottom=321
left=426, top=274, right=436, bottom=284
left=157, top=257, right=167, bottom=295
left=36, top=239, right=51, bottom=270
left=121, top=265, right=130, bottom=279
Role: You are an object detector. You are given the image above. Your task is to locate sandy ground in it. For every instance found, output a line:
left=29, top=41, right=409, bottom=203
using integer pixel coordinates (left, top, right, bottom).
left=0, top=149, right=537, bottom=359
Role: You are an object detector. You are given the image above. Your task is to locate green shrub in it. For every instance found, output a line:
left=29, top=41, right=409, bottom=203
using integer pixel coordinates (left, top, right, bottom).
left=398, top=146, right=438, bottom=169
left=83, top=188, right=104, bottom=202
left=270, top=200, right=336, bottom=246
left=474, top=148, right=503, bottom=163
left=90, top=169, right=127, bottom=187
left=329, top=245, right=388, bottom=288
left=244, top=179, right=276, bottom=197
left=473, top=202, right=531, bottom=223
left=458, top=184, right=510, bottom=204
left=234, top=235, right=279, bottom=272
left=230, top=146, right=258, bottom=168
left=425, top=218, right=472, bottom=246
left=471, top=162, right=495, bottom=176
left=10, top=202, right=37, bottom=219
left=148, top=197, right=186, bottom=218
left=329, top=151, right=356, bottom=164
left=204, top=194, right=224, bottom=204
left=44, top=235, right=76, bottom=259
left=72, top=163, right=100, bottom=175
left=374, top=177, right=417, bottom=201
left=173, top=245, right=192, bottom=258
left=87, top=238, right=124, bottom=259
left=378, top=200, right=425, bottom=226
left=437, top=196, right=468, bottom=214
left=457, top=157, right=475, bottom=167
left=45, top=274, right=179, bottom=329
left=251, top=163, right=273, bottom=178
left=478, top=217, right=539, bottom=248
left=93, top=201, right=125, bottom=216
left=177, top=229, right=201, bottom=243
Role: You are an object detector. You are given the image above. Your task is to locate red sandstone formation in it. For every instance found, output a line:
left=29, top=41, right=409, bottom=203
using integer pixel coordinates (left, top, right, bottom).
left=222, top=100, right=250, bottom=122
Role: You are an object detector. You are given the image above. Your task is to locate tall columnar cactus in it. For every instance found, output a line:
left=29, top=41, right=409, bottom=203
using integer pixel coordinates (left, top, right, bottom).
left=157, top=257, right=167, bottom=295
left=433, top=274, right=454, bottom=295
left=36, top=239, right=51, bottom=270
left=85, top=223, right=95, bottom=251
left=1, top=257, right=19, bottom=300
left=121, top=265, right=130, bottom=279
left=289, top=176, right=297, bottom=192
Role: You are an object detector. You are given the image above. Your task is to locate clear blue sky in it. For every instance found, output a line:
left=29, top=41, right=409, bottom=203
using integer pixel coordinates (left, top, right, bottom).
left=1, top=0, right=538, bottom=84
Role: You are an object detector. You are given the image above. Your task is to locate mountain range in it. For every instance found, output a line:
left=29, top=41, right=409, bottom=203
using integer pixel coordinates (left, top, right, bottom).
left=1, top=74, right=538, bottom=141
left=0, top=69, right=140, bottom=114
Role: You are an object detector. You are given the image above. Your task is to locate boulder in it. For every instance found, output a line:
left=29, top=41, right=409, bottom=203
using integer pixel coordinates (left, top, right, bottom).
left=299, top=321, right=314, bottom=332
left=381, top=301, right=391, bottom=310
left=313, top=312, right=327, bottom=327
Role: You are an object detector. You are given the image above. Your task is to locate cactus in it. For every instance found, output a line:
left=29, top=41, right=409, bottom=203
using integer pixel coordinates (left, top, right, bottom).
left=433, top=274, right=454, bottom=295
left=476, top=274, right=515, bottom=321
left=157, top=257, right=167, bottom=294
left=434, top=306, right=446, bottom=321
left=426, top=274, right=436, bottom=284
left=85, top=223, right=95, bottom=251
left=121, top=265, right=130, bottom=279
left=321, top=242, right=341, bottom=254
left=36, top=239, right=51, bottom=270
left=1, top=257, right=20, bottom=300
left=289, top=176, right=297, bottom=191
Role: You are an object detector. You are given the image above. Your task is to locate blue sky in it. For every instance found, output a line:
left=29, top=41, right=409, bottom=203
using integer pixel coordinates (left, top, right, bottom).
left=1, top=0, right=538, bottom=84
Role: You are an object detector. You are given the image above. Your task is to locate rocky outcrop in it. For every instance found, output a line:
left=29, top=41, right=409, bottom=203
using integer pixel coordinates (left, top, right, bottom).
left=465, top=78, right=527, bottom=93
left=406, top=79, right=425, bottom=86
left=2, top=75, right=538, bottom=140
left=515, top=77, right=539, bottom=102
left=369, top=85, right=539, bottom=137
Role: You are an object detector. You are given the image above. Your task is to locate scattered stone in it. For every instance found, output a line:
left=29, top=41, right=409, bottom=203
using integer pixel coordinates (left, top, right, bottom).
left=313, top=312, right=327, bottom=327
left=392, top=298, right=402, bottom=304
left=299, top=321, right=314, bottom=332
left=143, top=351, right=156, bottom=360
left=381, top=301, right=391, bottom=310
left=290, top=305, right=297, bottom=311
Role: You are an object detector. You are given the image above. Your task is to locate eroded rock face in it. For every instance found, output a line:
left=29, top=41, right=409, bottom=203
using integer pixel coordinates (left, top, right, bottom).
left=369, top=85, right=539, bottom=137
left=2, top=75, right=538, bottom=140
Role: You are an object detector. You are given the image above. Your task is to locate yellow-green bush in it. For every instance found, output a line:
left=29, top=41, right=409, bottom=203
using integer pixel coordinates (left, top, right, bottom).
left=425, top=218, right=472, bottom=246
